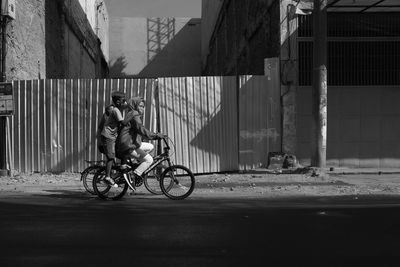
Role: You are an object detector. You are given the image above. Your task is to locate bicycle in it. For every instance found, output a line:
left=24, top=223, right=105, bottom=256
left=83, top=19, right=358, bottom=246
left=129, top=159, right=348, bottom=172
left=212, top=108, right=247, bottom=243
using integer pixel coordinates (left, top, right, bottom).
left=92, top=136, right=195, bottom=200
left=84, top=159, right=168, bottom=196
left=81, top=160, right=105, bottom=195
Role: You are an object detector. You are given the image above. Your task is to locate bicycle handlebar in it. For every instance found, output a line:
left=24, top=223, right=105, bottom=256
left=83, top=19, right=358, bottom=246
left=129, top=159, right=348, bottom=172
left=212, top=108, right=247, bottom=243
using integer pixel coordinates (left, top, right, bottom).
left=161, top=136, right=170, bottom=150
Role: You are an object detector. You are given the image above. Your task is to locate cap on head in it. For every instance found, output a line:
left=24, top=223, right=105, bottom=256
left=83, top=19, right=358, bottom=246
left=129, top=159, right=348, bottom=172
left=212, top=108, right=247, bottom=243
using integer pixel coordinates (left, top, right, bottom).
left=111, top=91, right=126, bottom=106
left=111, top=91, right=126, bottom=99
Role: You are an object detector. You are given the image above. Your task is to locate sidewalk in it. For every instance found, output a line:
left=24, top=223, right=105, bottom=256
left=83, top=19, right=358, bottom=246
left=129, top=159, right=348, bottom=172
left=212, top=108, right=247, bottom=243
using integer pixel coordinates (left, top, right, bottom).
left=328, top=167, right=400, bottom=175
left=0, top=168, right=399, bottom=198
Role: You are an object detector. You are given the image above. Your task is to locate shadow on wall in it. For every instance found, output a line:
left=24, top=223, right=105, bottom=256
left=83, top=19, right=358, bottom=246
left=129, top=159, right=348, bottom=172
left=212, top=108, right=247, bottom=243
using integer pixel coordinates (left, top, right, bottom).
left=109, top=19, right=202, bottom=78
left=45, top=0, right=65, bottom=78
left=188, top=75, right=281, bottom=171
left=139, top=18, right=201, bottom=78
left=109, top=56, right=129, bottom=78
left=157, top=76, right=237, bottom=172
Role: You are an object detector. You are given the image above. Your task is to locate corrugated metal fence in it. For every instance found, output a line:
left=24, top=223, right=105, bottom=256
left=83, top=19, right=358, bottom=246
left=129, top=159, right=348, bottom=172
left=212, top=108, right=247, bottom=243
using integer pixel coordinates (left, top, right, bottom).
left=238, top=73, right=281, bottom=170
left=9, top=79, right=155, bottom=173
left=158, top=76, right=238, bottom=173
left=5, top=75, right=280, bottom=174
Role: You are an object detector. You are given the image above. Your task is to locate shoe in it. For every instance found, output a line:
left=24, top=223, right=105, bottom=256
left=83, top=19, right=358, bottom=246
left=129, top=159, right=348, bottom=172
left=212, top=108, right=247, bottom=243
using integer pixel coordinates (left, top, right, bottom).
left=129, top=187, right=136, bottom=195
left=104, top=176, right=118, bottom=188
left=120, top=164, right=130, bottom=170
left=122, top=173, right=136, bottom=190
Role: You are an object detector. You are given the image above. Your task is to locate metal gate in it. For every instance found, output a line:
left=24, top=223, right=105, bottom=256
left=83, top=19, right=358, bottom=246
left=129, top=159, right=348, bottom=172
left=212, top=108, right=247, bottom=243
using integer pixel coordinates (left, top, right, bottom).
left=296, top=13, right=400, bottom=167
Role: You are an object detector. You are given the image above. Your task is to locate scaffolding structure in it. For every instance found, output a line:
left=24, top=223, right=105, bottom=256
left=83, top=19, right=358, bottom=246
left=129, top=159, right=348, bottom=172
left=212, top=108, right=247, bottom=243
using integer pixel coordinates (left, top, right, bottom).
left=147, top=18, right=176, bottom=63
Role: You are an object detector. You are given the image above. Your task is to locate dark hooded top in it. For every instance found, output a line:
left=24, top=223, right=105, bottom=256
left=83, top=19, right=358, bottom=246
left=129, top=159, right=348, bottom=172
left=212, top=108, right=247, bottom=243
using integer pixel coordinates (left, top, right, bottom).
left=115, top=97, right=158, bottom=158
left=96, top=104, right=115, bottom=152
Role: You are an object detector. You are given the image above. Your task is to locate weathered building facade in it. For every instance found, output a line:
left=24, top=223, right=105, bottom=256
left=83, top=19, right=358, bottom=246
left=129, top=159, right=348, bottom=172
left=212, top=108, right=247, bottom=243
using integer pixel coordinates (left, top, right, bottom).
left=202, top=0, right=400, bottom=168
left=4, top=0, right=109, bottom=80
left=201, top=0, right=280, bottom=76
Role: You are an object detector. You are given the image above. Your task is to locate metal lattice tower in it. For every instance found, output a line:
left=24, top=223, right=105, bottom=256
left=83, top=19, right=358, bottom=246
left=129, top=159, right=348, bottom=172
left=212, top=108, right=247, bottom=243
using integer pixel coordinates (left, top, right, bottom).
left=147, top=18, right=176, bottom=63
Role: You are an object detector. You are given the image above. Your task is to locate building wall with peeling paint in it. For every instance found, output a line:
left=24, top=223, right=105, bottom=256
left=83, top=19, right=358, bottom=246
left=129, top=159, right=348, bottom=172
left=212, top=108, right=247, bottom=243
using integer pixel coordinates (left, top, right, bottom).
left=5, top=0, right=108, bottom=80
left=6, top=0, right=46, bottom=80
left=77, top=0, right=109, bottom=62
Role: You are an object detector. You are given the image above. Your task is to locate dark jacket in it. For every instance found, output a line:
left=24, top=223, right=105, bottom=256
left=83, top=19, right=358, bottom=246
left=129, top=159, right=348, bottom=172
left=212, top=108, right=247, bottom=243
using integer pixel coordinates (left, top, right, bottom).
left=96, top=104, right=114, bottom=153
left=116, top=97, right=157, bottom=158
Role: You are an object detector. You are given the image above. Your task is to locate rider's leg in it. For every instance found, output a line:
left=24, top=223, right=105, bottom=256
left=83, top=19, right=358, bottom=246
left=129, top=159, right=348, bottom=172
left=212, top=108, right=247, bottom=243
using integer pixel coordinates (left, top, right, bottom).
left=131, top=148, right=154, bottom=176
left=139, top=142, right=154, bottom=154
left=105, top=159, right=114, bottom=177
left=102, top=136, right=117, bottom=186
left=104, top=158, right=117, bottom=186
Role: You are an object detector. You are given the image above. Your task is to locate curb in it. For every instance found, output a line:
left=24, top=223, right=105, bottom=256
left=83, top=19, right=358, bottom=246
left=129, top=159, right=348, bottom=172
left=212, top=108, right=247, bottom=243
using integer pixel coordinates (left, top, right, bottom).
left=328, top=171, right=400, bottom=175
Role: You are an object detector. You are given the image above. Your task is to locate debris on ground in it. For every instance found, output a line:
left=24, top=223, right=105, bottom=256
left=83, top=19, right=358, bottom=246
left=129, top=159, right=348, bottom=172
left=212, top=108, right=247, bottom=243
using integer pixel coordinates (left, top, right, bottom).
left=0, top=170, right=399, bottom=198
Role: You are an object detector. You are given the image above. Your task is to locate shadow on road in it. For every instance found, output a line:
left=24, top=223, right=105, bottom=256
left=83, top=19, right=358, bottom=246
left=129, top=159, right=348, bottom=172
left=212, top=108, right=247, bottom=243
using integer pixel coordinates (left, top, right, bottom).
left=1, top=193, right=400, bottom=266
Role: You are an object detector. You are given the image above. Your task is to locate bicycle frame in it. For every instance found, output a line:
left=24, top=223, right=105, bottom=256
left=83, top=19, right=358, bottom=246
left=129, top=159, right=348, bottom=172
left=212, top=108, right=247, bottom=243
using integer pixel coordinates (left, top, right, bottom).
left=122, top=137, right=172, bottom=190
left=142, top=137, right=172, bottom=177
left=93, top=137, right=195, bottom=200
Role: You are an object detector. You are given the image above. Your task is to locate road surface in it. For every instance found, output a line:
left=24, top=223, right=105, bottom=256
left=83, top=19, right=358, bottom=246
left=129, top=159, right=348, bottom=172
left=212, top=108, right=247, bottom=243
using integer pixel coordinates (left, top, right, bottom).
left=0, top=191, right=400, bottom=266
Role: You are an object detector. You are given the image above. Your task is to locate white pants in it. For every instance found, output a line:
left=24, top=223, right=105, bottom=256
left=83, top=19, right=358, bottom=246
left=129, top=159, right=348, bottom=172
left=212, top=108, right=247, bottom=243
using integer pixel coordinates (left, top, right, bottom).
left=130, top=142, right=154, bottom=176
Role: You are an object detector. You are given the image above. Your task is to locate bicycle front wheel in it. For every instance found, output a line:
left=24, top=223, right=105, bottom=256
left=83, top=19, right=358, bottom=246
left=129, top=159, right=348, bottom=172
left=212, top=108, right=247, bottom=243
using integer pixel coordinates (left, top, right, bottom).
left=81, top=165, right=104, bottom=195
left=160, top=165, right=195, bottom=200
left=93, top=169, right=129, bottom=200
left=144, top=166, right=173, bottom=195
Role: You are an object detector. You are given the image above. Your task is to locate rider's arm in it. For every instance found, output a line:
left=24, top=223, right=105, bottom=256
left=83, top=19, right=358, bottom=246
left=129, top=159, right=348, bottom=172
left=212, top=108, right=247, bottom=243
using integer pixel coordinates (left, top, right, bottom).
left=97, top=113, right=106, bottom=137
left=121, top=110, right=135, bottom=126
left=131, top=114, right=158, bottom=140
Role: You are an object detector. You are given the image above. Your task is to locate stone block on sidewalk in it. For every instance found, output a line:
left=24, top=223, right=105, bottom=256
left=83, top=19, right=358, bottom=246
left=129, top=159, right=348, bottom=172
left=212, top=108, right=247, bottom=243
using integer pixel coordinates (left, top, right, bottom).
left=267, top=152, right=287, bottom=169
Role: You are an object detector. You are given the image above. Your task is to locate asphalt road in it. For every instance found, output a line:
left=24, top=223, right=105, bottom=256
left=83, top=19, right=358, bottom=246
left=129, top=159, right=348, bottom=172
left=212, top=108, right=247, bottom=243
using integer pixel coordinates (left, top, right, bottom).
left=1, top=192, right=400, bottom=267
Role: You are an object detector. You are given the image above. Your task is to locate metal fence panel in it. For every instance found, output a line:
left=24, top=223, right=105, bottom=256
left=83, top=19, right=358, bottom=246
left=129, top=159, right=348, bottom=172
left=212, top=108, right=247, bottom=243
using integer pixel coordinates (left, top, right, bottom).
left=238, top=71, right=281, bottom=171
left=7, top=75, right=279, bottom=174
left=158, top=76, right=239, bottom=173
left=9, top=79, right=155, bottom=173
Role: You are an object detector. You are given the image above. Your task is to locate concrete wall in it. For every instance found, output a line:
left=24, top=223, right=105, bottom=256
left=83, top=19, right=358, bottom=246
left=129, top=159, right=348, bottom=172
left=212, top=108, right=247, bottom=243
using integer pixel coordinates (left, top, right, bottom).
left=201, top=0, right=224, bottom=67
left=109, top=17, right=201, bottom=78
left=5, top=0, right=108, bottom=80
left=95, top=1, right=109, bottom=63
left=78, top=0, right=96, bottom=28
left=65, top=26, right=96, bottom=78
left=201, top=0, right=280, bottom=76
left=297, top=86, right=400, bottom=168
left=77, top=0, right=109, bottom=62
left=279, top=0, right=298, bottom=155
left=6, top=0, right=46, bottom=80
left=60, top=0, right=105, bottom=78
left=109, top=17, right=150, bottom=76
left=139, top=18, right=202, bottom=77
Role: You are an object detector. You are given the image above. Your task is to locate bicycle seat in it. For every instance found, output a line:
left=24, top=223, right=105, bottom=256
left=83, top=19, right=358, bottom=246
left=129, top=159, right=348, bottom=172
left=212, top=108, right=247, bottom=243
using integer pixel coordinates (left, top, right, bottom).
left=84, top=160, right=105, bottom=165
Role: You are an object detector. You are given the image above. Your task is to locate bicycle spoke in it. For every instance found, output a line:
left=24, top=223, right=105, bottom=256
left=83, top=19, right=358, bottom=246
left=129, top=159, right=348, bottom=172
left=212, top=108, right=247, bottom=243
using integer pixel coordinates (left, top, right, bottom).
left=161, top=165, right=195, bottom=200
left=144, top=166, right=169, bottom=195
left=93, top=169, right=129, bottom=200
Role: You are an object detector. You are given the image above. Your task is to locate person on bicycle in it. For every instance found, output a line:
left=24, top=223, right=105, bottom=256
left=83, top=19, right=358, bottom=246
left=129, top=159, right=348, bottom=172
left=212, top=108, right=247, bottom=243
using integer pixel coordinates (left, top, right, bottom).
left=96, top=105, right=115, bottom=154
left=97, top=91, right=128, bottom=187
left=116, top=97, right=164, bottom=185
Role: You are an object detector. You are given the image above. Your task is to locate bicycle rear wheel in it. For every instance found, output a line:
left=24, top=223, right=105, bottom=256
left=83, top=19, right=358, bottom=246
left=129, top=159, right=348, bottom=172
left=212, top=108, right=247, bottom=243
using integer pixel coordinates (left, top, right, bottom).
left=160, top=165, right=195, bottom=200
left=93, top=169, right=129, bottom=200
left=144, top=166, right=173, bottom=195
left=81, top=165, right=104, bottom=195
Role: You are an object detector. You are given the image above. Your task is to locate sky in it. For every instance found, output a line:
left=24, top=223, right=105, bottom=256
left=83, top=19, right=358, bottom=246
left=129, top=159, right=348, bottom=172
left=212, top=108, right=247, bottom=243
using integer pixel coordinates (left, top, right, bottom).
left=105, top=0, right=202, bottom=18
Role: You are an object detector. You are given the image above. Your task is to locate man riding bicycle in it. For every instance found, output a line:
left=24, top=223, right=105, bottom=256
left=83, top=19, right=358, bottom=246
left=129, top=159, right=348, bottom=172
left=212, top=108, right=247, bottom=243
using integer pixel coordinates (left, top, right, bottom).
left=116, top=97, right=164, bottom=189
